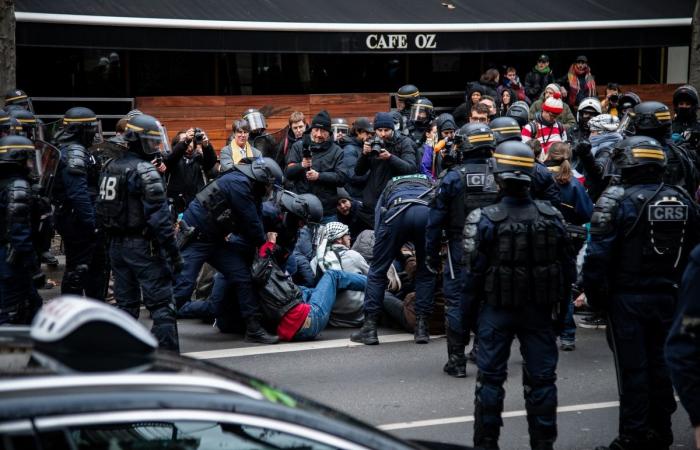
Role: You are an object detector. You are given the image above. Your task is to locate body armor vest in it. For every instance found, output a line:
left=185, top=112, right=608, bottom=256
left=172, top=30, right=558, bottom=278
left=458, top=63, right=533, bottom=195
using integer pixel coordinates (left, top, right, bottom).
left=447, top=160, right=499, bottom=236
left=663, top=144, right=696, bottom=194
left=251, top=256, right=303, bottom=324
left=482, top=200, right=563, bottom=308
left=616, top=183, right=693, bottom=290
left=96, top=157, right=148, bottom=235
left=384, top=174, right=433, bottom=202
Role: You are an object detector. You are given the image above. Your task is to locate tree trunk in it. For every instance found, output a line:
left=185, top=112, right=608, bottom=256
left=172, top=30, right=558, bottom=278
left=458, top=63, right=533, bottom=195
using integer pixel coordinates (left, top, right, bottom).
left=0, top=0, right=16, bottom=105
left=690, top=0, right=700, bottom=89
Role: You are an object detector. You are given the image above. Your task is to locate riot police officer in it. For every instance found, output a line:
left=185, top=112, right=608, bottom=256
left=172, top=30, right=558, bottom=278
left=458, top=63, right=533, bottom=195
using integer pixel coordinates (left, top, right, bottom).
left=351, top=173, right=436, bottom=345
left=505, top=101, right=530, bottom=128
left=244, top=108, right=276, bottom=158
left=0, top=135, right=44, bottom=324
left=632, top=101, right=699, bottom=195
left=174, top=157, right=283, bottom=344
left=464, top=140, right=573, bottom=450
left=406, top=97, right=434, bottom=149
left=671, top=84, right=700, bottom=147
left=425, top=122, right=499, bottom=378
left=4, top=88, right=34, bottom=113
left=582, top=136, right=700, bottom=450
left=396, top=84, right=421, bottom=121
left=51, top=107, right=105, bottom=299
left=96, top=114, right=181, bottom=351
left=665, top=242, right=700, bottom=449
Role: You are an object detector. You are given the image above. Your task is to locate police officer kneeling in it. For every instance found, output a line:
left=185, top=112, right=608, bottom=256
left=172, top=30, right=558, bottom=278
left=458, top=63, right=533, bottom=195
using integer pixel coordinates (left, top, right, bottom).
left=97, top=114, right=182, bottom=352
left=582, top=136, right=700, bottom=450
left=464, top=141, right=574, bottom=450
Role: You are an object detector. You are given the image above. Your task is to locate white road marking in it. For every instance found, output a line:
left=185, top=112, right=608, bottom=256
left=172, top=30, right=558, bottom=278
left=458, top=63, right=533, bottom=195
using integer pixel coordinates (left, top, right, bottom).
left=378, top=400, right=622, bottom=430
left=183, top=333, right=430, bottom=360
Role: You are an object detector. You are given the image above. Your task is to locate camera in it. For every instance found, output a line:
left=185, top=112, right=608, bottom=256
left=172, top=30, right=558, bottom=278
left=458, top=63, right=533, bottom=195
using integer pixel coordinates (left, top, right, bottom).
left=193, top=128, right=205, bottom=144
left=303, top=143, right=322, bottom=158
left=608, top=94, right=619, bottom=104
left=367, top=136, right=384, bottom=156
left=302, top=147, right=312, bottom=158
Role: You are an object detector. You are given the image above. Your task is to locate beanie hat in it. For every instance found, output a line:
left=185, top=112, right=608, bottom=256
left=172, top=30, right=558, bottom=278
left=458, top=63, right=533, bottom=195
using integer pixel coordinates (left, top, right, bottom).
left=374, top=112, right=394, bottom=130
left=543, top=92, right=564, bottom=114
left=545, top=83, right=560, bottom=95
left=337, top=187, right=351, bottom=201
left=311, top=110, right=332, bottom=133
left=325, top=221, right=350, bottom=241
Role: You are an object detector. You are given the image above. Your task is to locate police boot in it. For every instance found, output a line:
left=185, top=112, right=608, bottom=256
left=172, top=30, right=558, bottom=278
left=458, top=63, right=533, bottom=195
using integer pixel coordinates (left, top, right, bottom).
left=350, top=314, right=379, bottom=345
left=474, top=401, right=500, bottom=450
left=244, top=316, right=279, bottom=344
left=41, top=251, right=59, bottom=267
left=443, top=344, right=467, bottom=378
left=414, top=315, right=430, bottom=344
left=530, top=440, right=554, bottom=450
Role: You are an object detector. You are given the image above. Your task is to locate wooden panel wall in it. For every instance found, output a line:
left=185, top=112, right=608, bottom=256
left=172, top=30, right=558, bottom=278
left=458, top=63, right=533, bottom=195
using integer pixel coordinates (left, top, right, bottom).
left=595, top=83, right=682, bottom=105
left=137, top=93, right=390, bottom=151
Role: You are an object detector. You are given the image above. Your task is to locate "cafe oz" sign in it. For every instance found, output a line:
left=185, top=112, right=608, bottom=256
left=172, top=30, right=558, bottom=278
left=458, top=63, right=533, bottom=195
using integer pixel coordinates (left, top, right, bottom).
left=365, top=34, right=438, bottom=50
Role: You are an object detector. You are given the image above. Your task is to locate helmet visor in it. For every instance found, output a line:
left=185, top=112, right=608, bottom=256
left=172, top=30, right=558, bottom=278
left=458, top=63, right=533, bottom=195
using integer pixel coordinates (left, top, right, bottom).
left=139, top=122, right=170, bottom=156
left=409, top=103, right=432, bottom=123
left=244, top=112, right=266, bottom=132
left=332, top=124, right=349, bottom=142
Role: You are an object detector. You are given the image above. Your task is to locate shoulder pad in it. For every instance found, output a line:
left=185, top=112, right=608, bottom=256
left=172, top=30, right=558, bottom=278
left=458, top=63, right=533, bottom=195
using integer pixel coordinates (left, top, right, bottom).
left=589, top=186, right=625, bottom=235
left=533, top=200, right=559, bottom=217
left=66, top=145, right=89, bottom=176
left=136, top=161, right=166, bottom=202
left=482, top=204, right=508, bottom=222
left=8, top=178, right=31, bottom=192
left=6, top=178, right=32, bottom=221
left=462, top=208, right=482, bottom=257
left=466, top=207, right=482, bottom=225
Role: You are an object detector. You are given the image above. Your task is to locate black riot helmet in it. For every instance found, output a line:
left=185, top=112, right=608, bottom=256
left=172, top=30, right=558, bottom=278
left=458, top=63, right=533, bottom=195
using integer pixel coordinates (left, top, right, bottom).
left=8, top=108, right=43, bottom=141
left=612, top=135, right=666, bottom=172
left=0, top=135, right=36, bottom=173
left=331, top=118, right=350, bottom=142
left=0, top=111, right=23, bottom=137
left=409, top=97, right=434, bottom=125
left=4, top=88, right=34, bottom=113
left=55, top=107, right=103, bottom=148
left=506, top=101, right=530, bottom=127
left=456, top=123, right=496, bottom=155
left=436, top=113, right=457, bottom=134
left=618, top=92, right=641, bottom=115
left=673, top=84, right=699, bottom=108
left=123, top=113, right=170, bottom=157
left=235, top=157, right=283, bottom=186
left=631, top=101, right=672, bottom=136
left=397, top=84, right=420, bottom=110
left=489, top=116, right=522, bottom=144
left=278, top=190, right=323, bottom=224
left=492, top=140, right=536, bottom=182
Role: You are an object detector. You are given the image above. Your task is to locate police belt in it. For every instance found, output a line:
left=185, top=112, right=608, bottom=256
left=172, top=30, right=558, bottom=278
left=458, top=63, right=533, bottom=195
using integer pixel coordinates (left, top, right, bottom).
left=388, top=197, right=430, bottom=209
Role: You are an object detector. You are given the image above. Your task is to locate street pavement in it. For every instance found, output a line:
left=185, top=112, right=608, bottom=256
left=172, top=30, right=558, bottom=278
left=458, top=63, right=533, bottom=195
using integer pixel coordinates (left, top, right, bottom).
left=38, top=261, right=696, bottom=450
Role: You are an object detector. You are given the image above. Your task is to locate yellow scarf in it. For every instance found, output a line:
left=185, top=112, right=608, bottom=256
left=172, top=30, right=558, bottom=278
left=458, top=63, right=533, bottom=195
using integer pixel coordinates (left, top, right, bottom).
left=229, top=141, right=255, bottom=165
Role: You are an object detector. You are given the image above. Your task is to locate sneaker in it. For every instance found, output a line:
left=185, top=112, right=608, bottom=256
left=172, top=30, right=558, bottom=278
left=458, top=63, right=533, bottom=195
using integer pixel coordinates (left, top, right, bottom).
left=559, top=342, right=576, bottom=351
left=579, top=315, right=607, bottom=329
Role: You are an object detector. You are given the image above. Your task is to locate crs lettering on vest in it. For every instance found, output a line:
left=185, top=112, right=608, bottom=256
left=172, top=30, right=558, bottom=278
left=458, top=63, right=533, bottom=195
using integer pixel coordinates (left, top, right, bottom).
left=647, top=198, right=689, bottom=222
left=99, top=176, right=120, bottom=201
left=466, top=173, right=495, bottom=187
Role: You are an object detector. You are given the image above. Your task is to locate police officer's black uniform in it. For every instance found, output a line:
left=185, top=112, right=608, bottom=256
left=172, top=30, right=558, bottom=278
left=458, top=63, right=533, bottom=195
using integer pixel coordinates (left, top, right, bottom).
left=51, top=107, right=107, bottom=299
left=464, top=141, right=574, bottom=450
left=582, top=136, right=700, bottom=450
left=0, top=136, right=44, bottom=324
left=97, top=114, right=183, bottom=352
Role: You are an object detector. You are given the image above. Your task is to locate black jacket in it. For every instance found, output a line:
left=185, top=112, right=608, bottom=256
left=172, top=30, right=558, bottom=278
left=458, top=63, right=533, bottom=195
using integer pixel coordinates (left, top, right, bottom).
left=164, top=140, right=217, bottom=214
left=524, top=70, right=556, bottom=102
left=339, top=136, right=369, bottom=200
left=355, top=133, right=416, bottom=224
left=285, top=135, right=346, bottom=215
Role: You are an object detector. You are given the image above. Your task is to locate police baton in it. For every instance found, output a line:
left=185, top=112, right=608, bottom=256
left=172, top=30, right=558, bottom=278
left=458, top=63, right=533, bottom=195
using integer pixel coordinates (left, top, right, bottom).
left=443, top=231, right=455, bottom=280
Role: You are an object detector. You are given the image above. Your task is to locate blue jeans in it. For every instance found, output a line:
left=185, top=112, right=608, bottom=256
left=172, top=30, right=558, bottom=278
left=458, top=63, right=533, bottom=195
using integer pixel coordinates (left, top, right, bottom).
left=559, top=300, right=576, bottom=343
left=320, top=214, right=338, bottom=225
left=293, top=270, right=367, bottom=341
left=475, top=303, right=558, bottom=443
left=173, top=239, right=259, bottom=320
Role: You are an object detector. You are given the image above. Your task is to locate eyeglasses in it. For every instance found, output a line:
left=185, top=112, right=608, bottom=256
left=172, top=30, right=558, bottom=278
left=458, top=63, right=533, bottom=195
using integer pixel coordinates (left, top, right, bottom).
left=470, top=116, right=489, bottom=123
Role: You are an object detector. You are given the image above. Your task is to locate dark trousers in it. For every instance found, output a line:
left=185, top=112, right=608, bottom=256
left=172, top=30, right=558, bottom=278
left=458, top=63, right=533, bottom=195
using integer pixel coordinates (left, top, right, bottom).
left=607, top=293, right=677, bottom=444
left=173, top=239, right=259, bottom=320
left=474, top=303, right=558, bottom=445
left=0, top=246, right=36, bottom=325
left=109, top=237, right=179, bottom=352
left=56, top=214, right=106, bottom=300
left=364, top=205, right=435, bottom=317
left=443, top=239, right=471, bottom=344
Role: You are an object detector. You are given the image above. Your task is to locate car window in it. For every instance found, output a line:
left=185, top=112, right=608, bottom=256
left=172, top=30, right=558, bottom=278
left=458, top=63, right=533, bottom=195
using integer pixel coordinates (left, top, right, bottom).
left=37, top=420, right=343, bottom=450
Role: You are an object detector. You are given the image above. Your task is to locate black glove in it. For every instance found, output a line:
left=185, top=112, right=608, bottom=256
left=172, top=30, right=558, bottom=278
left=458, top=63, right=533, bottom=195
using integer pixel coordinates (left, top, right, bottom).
left=572, top=140, right=592, bottom=157
left=425, top=254, right=440, bottom=275
left=169, top=250, right=184, bottom=275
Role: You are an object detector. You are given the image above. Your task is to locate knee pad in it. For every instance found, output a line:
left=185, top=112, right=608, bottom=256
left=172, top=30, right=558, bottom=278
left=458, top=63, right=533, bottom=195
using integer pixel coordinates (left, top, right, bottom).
left=150, top=302, right=177, bottom=324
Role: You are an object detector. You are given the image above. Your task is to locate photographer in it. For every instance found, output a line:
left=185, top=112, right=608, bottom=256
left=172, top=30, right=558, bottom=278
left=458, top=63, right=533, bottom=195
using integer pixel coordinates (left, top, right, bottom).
left=285, top=110, right=346, bottom=223
left=355, top=112, right=417, bottom=229
left=600, top=82, right=621, bottom=116
left=165, top=127, right=217, bottom=214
